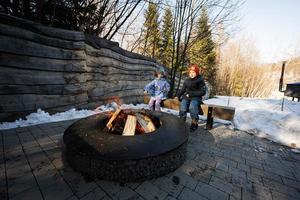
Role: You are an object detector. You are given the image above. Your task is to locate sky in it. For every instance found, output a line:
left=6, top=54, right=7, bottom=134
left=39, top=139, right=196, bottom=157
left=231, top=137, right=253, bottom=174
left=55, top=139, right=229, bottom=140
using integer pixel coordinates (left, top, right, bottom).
left=236, top=0, right=300, bottom=63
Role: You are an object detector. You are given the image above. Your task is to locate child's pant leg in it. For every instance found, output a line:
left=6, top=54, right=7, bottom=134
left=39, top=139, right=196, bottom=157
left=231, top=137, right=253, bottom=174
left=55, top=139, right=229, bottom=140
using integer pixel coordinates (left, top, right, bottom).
left=154, top=98, right=162, bottom=111
left=148, top=97, right=155, bottom=110
left=189, top=98, right=201, bottom=121
left=179, top=99, right=190, bottom=121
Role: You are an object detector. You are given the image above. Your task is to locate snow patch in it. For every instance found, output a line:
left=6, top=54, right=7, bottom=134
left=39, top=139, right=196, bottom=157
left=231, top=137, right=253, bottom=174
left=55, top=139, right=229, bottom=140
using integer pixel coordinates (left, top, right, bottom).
left=1, top=96, right=299, bottom=150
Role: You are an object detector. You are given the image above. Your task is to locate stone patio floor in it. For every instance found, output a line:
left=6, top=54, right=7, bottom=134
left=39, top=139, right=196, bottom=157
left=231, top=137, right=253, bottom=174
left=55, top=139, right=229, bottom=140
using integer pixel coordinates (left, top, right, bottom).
left=1, top=119, right=300, bottom=200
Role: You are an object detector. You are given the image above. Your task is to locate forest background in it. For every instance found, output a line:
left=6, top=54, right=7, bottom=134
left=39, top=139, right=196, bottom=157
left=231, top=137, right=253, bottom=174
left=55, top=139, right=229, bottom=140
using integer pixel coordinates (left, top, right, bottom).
left=1, top=0, right=299, bottom=98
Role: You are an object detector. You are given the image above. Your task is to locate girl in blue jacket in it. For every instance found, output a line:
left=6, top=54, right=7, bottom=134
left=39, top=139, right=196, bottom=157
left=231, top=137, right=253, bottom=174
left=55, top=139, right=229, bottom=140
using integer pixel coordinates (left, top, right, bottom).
left=144, top=68, right=170, bottom=111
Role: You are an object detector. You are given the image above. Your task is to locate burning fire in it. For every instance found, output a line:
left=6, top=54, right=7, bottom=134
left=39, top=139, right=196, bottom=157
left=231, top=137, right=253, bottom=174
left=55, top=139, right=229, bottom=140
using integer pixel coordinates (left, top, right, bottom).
left=105, top=109, right=159, bottom=136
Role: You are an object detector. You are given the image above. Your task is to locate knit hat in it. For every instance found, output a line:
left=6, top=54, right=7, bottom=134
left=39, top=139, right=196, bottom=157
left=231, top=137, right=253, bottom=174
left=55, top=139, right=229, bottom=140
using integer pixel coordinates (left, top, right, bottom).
left=156, top=67, right=165, bottom=75
left=188, top=64, right=200, bottom=76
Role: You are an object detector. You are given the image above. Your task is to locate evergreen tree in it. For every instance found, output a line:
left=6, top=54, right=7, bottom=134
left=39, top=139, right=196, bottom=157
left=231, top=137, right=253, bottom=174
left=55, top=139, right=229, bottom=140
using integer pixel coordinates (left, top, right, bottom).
left=189, top=8, right=217, bottom=95
left=160, top=8, right=174, bottom=68
left=141, top=3, right=161, bottom=59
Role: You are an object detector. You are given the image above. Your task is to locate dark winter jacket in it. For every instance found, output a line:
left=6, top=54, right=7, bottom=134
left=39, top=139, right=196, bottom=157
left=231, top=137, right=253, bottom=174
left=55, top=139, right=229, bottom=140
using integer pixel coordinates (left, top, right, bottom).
left=177, top=75, right=206, bottom=100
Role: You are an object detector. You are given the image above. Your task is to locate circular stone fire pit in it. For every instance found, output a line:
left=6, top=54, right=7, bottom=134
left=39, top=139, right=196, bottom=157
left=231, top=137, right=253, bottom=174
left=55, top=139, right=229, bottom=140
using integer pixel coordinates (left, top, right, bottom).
left=63, top=109, right=188, bottom=182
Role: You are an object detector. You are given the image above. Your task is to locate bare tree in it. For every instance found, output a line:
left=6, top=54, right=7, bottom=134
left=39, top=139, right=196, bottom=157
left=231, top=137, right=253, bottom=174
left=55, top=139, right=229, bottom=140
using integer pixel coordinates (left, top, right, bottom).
left=166, top=0, right=242, bottom=97
left=0, top=0, right=144, bottom=40
left=217, top=38, right=274, bottom=98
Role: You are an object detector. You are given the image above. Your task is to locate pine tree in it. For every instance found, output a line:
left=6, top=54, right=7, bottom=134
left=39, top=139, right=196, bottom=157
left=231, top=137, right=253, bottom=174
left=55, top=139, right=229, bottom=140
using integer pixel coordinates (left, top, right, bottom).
left=189, top=8, right=217, bottom=95
left=141, top=3, right=161, bottom=59
left=160, top=7, right=174, bottom=68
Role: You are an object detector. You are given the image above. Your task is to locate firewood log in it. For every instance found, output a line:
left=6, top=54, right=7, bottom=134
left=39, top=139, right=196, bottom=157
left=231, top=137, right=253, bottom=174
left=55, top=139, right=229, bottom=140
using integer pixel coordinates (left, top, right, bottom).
left=122, top=115, right=136, bottom=136
left=106, top=108, right=121, bottom=130
left=135, top=113, right=156, bottom=133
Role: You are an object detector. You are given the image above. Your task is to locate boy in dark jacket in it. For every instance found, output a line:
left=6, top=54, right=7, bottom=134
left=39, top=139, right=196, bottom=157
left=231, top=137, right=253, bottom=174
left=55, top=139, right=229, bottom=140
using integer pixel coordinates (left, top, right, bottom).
left=175, top=65, right=206, bottom=131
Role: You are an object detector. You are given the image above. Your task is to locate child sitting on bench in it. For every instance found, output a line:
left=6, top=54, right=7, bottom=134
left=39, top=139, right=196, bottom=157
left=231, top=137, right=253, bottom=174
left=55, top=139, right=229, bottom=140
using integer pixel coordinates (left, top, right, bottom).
left=175, top=65, right=206, bottom=131
left=144, top=68, right=170, bottom=111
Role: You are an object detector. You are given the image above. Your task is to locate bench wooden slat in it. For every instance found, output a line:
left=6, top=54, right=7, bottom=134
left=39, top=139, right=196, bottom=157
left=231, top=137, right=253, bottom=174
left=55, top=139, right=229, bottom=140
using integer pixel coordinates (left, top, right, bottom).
left=201, top=104, right=235, bottom=121
left=144, top=96, right=235, bottom=121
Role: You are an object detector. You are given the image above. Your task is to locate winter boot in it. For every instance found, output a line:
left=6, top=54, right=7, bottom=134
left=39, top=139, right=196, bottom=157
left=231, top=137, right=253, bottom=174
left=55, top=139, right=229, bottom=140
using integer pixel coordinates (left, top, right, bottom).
left=190, top=120, right=198, bottom=131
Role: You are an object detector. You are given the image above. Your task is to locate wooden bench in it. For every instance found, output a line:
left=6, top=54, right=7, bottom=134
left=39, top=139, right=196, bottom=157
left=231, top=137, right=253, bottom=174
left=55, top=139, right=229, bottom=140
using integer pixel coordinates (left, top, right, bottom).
left=144, top=96, right=235, bottom=130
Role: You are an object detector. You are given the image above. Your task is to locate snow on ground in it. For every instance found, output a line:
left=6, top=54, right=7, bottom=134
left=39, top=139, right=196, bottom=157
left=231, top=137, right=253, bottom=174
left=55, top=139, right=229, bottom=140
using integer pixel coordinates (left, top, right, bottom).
left=204, top=96, right=300, bottom=149
left=0, top=96, right=299, bottom=149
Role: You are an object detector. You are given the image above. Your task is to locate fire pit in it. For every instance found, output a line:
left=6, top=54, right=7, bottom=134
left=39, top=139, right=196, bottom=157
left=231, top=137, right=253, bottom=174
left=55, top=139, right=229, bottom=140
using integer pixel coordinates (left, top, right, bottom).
left=63, top=109, right=188, bottom=182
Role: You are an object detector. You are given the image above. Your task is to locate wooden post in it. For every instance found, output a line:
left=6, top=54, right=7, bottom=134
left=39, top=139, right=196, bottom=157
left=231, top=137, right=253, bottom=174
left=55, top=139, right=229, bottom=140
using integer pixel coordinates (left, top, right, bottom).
left=206, top=106, right=213, bottom=130
left=106, top=108, right=121, bottom=130
left=136, top=113, right=156, bottom=133
left=123, top=115, right=137, bottom=136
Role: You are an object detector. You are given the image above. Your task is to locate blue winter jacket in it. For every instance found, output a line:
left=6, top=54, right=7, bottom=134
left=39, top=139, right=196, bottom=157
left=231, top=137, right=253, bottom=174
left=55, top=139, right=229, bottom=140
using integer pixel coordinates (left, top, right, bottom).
left=144, top=78, right=170, bottom=99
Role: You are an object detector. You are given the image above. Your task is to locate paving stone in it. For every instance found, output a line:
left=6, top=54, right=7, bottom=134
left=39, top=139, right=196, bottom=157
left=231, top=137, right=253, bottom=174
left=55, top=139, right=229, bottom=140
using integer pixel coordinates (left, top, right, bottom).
left=245, top=159, right=264, bottom=170
left=251, top=183, right=273, bottom=199
left=280, top=159, right=297, bottom=169
left=7, top=173, right=37, bottom=198
left=194, top=153, right=216, bottom=167
left=44, top=146, right=63, bottom=160
left=262, top=177, right=300, bottom=199
left=151, top=176, right=184, bottom=198
left=215, top=161, right=229, bottom=171
left=180, top=159, right=213, bottom=180
left=242, top=188, right=272, bottom=200
left=195, top=181, right=228, bottom=200
left=271, top=190, right=300, bottom=200
left=60, top=168, right=97, bottom=198
left=40, top=142, right=59, bottom=152
left=250, top=167, right=282, bottom=183
left=210, top=168, right=231, bottom=183
left=15, top=127, right=30, bottom=133
left=209, top=176, right=241, bottom=199
left=3, top=122, right=300, bottom=200
left=178, top=160, right=199, bottom=174
left=0, top=163, right=6, bottom=185
left=18, top=133, right=39, bottom=149
left=51, top=157, right=65, bottom=170
left=0, top=185, right=8, bottom=200
left=23, top=146, right=43, bottom=155
left=263, top=165, right=296, bottom=179
left=80, top=187, right=107, bottom=200
left=36, top=137, right=53, bottom=146
left=164, top=195, right=178, bottom=200
left=171, top=170, right=199, bottom=190
left=282, top=177, right=300, bottom=190
left=6, top=163, right=31, bottom=180
left=5, top=147, right=24, bottom=158
left=290, top=152, right=300, bottom=162
left=230, top=167, right=247, bottom=186
left=126, top=182, right=143, bottom=190
left=186, top=149, right=197, bottom=160
left=27, top=152, right=51, bottom=169
left=33, top=163, right=62, bottom=188
left=246, top=173, right=263, bottom=185
left=5, top=155, right=28, bottom=170
left=10, top=187, right=43, bottom=200
left=292, top=169, right=300, bottom=181
left=178, top=187, right=207, bottom=200
left=40, top=181, right=73, bottom=200
left=111, top=188, right=140, bottom=200
left=97, top=181, right=138, bottom=200
left=96, top=180, right=123, bottom=197
left=65, top=195, right=79, bottom=200
left=237, top=163, right=250, bottom=173
left=135, top=181, right=168, bottom=200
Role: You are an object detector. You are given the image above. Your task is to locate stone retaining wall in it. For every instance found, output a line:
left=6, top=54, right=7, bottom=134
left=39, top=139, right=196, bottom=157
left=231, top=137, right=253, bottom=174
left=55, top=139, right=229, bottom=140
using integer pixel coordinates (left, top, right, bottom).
left=0, top=13, right=158, bottom=122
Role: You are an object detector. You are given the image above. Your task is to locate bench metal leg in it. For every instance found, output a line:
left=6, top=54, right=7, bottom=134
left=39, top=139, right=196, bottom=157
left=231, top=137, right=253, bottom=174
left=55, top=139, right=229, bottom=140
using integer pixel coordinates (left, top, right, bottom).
left=206, top=107, right=213, bottom=130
